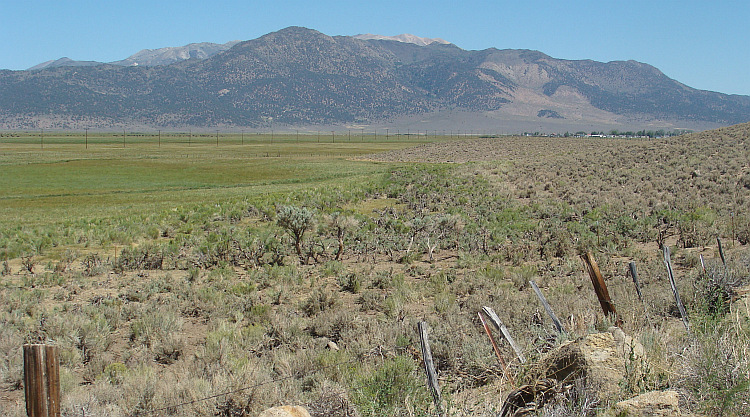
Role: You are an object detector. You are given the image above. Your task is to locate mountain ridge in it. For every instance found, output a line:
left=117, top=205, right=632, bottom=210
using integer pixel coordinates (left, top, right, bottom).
left=3, top=26, right=749, bottom=131
left=352, top=33, right=450, bottom=46
left=26, top=40, right=241, bottom=70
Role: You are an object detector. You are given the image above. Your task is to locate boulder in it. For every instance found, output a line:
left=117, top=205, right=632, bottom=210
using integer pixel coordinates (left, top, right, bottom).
left=537, top=332, right=625, bottom=400
left=501, top=329, right=652, bottom=416
left=612, top=390, right=681, bottom=416
left=258, top=405, right=312, bottom=417
left=608, top=326, right=645, bottom=360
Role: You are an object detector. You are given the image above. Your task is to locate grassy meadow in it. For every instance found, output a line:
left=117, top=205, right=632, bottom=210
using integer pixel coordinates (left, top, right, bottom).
left=1, top=126, right=749, bottom=416
left=0, top=131, right=434, bottom=228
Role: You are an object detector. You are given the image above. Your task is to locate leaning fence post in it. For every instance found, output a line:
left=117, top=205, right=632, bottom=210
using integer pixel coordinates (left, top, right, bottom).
left=717, top=237, right=727, bottom=267
left=581, top=252, right=622, bottom=326
left=24, top=344, right=61, bottom=417
left=628, top=261, right=644, bottom=303
left=477, top=312, right=514, bottom=386
left=481, top=306, right=526, bottom=364
left=529, top=280, right=566, bottom=335
left=628, top=261, right=649, bottom=319
left=663, top=246, right=690, bottom=332
left=417, top=322, right=442, bottom=414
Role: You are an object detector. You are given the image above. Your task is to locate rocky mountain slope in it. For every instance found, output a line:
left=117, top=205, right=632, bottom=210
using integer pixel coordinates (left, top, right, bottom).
left=3, top=26, right=749, bottom=131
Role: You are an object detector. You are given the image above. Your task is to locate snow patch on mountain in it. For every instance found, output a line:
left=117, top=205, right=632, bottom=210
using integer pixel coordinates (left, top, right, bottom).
left=353, top=33, right=450, bottom=46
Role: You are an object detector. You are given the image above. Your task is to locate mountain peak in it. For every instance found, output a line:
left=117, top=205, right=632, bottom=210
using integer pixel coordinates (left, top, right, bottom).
left=353, top=33, right=451, bottom=46
left=28, top=57, right=102, bottom=70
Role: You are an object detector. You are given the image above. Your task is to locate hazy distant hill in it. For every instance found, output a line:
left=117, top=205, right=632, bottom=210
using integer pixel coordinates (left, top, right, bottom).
left=110, top=41, right=241, bottom=67
left=3, top=26, right=750, bottom=130
left=27, top=57, right=103, bottom=70
left=27, top=41, right=240, bottom=70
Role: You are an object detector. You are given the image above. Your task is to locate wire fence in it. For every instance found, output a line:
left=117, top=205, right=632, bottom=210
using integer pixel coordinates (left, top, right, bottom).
left=144, top=357, right=365, bottom=415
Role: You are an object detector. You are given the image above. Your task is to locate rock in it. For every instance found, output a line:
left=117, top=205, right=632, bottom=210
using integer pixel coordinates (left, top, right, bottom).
left=608, top=326, right=645, bottom=360
left=327, top=340, right=340, bottom=351
left=503, top=330, right=653, bottom=415
left=258, top=405, right=312, bottom=417
left=537, top=332, right=625, bottom=400
left=608, top=326, right=646, bottom=380
left=612, top=390, right=681, bottom=416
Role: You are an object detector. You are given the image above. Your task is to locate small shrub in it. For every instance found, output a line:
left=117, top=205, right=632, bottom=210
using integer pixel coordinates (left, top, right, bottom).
left=338, top=272, right=362, bottom=294
left=357, top=290, right=384, bottom=312
left=370, top=269, right=394, bottom=289
left=81, top=253, right=104, bottom=276
left=276, top=205, right=315, bottom=260
left=322, top=260, right=344, bottom=277
left=21, top=255, right=35, bottom=274
left=187, top=266, right=201, bottom=283
left=100, top=362, right=127, bottom=385
left=302, top=287, right=340, bottom=316
left=350, top=355, right=431, bottom=417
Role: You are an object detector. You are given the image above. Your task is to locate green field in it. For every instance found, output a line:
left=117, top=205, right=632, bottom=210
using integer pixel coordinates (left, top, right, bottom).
left=0, top=132, right=442, bottom=228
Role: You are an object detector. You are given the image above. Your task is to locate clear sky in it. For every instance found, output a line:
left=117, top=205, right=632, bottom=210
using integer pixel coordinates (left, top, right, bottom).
left=2, top=0, right=748, bottom=95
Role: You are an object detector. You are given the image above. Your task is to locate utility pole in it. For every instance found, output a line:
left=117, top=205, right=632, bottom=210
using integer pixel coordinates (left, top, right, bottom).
left=216, top=130, right=219, bottom=147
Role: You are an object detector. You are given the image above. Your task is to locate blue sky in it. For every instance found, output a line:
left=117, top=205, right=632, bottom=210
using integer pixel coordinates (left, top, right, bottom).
left=2, top=0, right=748, bottom=95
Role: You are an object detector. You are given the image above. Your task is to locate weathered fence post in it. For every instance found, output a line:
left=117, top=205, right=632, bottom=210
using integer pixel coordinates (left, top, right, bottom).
left=481, top=306, right=526, bottom=364
left=477, top=312, right=514, bottom=385
left=581, top=252, right=622, bottom=326
left=628, top=261, right=644, bottom=303
left=417, top=322, right=441, bottom=414
left=717, top=237, right=727, bottom=267
left=24, top=344, right=61, bottom=417
left=663, top=246, right=690, bottom=332
left=529, top=280, right=566, bottom=334
left=628, top=261, right=649, bottom=319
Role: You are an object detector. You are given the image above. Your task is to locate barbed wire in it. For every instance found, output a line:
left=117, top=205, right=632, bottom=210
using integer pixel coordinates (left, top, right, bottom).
left=144, top=356, right=367, bottom=415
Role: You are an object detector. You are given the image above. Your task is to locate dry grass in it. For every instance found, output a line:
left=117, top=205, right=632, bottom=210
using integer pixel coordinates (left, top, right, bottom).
left=2, top=124, right=750, bottom=416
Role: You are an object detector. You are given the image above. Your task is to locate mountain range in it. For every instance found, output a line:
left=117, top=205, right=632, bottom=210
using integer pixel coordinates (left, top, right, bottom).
left=27, top=40, right=241, bottom=70
left=2, top=26, right=749, bottom=132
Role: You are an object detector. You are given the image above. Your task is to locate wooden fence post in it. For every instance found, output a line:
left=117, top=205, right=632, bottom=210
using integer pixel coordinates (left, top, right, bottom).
left=481, top=306, right=526, bottom=364
left=529, top=280, right=566, bottom=335
left=628, top=261, right=644, bottom=303
left=663, top=246, right=690, bottom=332
left=24, top=344, right=61, bottom=417
left=477, top=312, right=513, bottom=385
left=417, top=322, right=442, bottom=414
left=717, top=237, right=727, bottom=267
left=581, top=252, right=622, bottom=326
